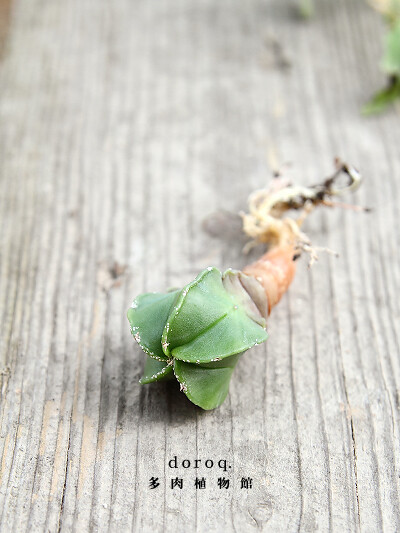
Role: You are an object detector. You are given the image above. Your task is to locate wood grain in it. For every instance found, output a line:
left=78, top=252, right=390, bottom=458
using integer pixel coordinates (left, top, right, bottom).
left=0, top=0, right=399, bottom=531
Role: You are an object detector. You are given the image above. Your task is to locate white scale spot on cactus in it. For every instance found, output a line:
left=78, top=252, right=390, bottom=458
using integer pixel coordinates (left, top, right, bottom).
left=150, top=353, right=165, bottom=360
left=134, top=333, right=141, bottom=343
left=179, top=382, right=188, bottom=393
left=207, top=266, right=213, bottom=271
left=130, top=299, right=138, bottom=309
left=233, top=305, right=238, bottom=310
left=162, top=341, right=169, bottom=350
left=211, top=357, right=222, bottom=361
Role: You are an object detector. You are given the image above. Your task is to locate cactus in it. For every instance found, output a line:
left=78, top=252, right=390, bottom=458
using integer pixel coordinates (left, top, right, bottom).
left=127, top=268, right=268, bottom=410
left=128, top=160, right=365, bottom=410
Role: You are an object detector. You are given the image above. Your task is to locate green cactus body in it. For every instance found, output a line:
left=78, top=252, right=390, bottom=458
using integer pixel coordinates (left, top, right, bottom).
left=127, top=267, right=269, bottom=410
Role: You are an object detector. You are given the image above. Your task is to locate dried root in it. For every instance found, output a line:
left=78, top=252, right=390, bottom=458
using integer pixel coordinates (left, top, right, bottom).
left=241, top=159, right=367, bottom=266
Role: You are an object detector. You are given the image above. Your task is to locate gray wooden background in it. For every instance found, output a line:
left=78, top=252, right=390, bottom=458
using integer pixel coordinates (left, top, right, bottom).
left=1, top=0, right=399, bottom=531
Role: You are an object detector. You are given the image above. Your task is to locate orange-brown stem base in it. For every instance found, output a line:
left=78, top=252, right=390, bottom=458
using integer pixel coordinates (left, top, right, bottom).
left=243, top=245, right=297, bottom=316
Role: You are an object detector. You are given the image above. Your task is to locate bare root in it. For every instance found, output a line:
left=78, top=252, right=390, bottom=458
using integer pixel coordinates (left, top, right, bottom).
left=241, top=159, right=366, bottom=265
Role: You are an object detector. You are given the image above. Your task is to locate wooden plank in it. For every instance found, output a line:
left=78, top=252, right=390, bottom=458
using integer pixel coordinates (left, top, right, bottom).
left=0, top=0, right=399, bottom=531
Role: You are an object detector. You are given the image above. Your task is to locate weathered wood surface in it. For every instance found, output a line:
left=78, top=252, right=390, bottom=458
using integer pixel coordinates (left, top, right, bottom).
left=1, top=0, right=399, bottom=531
